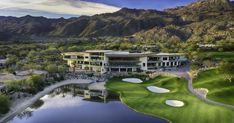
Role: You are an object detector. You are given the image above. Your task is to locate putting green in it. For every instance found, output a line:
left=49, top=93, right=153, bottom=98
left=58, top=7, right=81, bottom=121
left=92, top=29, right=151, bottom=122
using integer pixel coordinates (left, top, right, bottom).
left=106, top=76, right=234, bottom=123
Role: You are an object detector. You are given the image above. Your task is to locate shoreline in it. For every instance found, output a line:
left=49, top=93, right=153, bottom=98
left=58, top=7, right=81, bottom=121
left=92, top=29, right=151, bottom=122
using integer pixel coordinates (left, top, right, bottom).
left=118, top=93, right=172, bottom=123
left=105, top=72, right=234, bottom=123
left=0, top=79, right=92, bottom=123
left=1, top=71, right=233, bottom=123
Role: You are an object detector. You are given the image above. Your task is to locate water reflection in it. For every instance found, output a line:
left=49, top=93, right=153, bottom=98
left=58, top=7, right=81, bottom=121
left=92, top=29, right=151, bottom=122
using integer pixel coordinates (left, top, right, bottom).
left=8, top=85, right=167, bottom=123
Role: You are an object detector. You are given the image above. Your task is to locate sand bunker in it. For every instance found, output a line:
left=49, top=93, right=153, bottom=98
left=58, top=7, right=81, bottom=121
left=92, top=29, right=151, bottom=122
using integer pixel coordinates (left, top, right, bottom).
left=122, top=78, right=143, bottom=83
left=194, top=88, right=209, bottom=98
left=165, top=100, right=184, bottom=107
left=147, top=86, right=170, bottom=93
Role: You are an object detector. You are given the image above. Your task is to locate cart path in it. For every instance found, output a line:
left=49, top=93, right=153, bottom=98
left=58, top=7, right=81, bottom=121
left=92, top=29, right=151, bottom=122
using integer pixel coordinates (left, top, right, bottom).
left=157, top=71, right=234, bottom=109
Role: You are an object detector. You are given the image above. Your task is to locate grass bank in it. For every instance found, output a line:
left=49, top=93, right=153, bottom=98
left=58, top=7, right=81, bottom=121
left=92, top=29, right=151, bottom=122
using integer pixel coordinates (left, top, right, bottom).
left=106, top=76, right=234, bottom=123
left=193, top=69, right=234, bottom=105
left=199, top=52, right=234, bottom=61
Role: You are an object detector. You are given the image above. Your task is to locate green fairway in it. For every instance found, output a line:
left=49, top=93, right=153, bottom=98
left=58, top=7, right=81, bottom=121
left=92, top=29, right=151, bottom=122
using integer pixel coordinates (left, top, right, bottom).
left=199, top=52, right=234, bottom=61
left=106, top=76, right=234, bottom=123
left=193, top=69, right=234, bottom=105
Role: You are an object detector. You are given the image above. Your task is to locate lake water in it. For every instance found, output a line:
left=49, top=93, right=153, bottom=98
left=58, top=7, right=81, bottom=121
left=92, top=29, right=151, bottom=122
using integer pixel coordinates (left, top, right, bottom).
left=7, top=85, right=167, bottom=123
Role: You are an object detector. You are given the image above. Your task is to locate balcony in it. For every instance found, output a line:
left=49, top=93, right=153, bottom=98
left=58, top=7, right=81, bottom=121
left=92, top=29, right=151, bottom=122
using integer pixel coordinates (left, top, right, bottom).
left=147, top=60, right=162, bottom=63
left=90, top=59, right=103, bottom=62
left=109, top=60, right=139, bottom=63
left=106, top=64, right=141, bottom=68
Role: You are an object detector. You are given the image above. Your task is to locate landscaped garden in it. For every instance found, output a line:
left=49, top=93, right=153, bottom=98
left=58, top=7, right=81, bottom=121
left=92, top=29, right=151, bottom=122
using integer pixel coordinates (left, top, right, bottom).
left=106, top=76, right=234, bottom=123
left=193, top=69, right=234, bottom=105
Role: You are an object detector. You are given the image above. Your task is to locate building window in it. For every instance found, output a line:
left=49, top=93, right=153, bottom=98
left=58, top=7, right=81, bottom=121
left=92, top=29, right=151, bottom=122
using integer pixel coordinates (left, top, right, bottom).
left=143, top=63, right=145, bottom=67
left=64, top=55, right=71, bottom=59
left=158, top=63, right=161, bottom=66
left=169, top=57, right=175, bottom=60
left=148, top=57, right=159, bottom=61
left=163, top=57, right=168, bottom=61
left=77, top=56, right=84, bottom=59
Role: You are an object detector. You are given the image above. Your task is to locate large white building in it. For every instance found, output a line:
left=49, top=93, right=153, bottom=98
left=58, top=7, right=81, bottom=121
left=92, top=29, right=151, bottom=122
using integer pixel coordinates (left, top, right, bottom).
left=62, top=50, right=187, bottom=74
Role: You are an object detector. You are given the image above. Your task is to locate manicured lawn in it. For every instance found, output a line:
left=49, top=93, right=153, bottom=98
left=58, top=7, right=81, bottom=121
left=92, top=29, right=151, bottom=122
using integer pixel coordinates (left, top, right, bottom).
left=106, top=76, right=234, bottom=123
left=199, top=52, right=234, bottom=61
left=193, top=69, right=234, bottom=105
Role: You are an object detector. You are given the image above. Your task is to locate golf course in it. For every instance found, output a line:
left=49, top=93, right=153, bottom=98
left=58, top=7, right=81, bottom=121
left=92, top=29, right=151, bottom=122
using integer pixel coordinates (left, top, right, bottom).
left=193, top=69, right=234, bottom=105
left=106, top=76, right=234, bottom=123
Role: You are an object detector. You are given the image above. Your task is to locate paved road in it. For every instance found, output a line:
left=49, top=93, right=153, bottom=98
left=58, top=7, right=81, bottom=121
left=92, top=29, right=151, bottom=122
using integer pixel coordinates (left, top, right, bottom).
left=160, top=71, right=234, bottom=109
left=0, top=79, right=92, bottom=123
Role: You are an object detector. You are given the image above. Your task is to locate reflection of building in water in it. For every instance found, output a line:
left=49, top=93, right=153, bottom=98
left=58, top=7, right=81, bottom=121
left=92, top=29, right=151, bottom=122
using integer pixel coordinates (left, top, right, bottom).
left=54, top=84, right=107, bottom=100
left=62, top=50, right=188, bottom=74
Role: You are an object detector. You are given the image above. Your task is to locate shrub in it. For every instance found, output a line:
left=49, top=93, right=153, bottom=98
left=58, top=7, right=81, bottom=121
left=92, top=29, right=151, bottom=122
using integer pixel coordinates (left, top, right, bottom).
left=0, top=94, right=10, bottom=114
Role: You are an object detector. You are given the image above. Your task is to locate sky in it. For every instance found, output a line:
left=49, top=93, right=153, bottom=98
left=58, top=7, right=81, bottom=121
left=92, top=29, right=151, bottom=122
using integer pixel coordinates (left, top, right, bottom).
left=0, top=0, right=230, bottom=18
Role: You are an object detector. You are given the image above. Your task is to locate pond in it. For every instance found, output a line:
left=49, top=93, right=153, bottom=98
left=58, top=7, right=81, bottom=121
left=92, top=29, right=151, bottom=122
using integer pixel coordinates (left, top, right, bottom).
left=7, top=85, right=167, bottom=123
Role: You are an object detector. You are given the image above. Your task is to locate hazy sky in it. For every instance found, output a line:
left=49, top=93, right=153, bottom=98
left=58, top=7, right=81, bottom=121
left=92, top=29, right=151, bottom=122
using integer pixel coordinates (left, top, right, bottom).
left=0, top=0, right=230, bottom=18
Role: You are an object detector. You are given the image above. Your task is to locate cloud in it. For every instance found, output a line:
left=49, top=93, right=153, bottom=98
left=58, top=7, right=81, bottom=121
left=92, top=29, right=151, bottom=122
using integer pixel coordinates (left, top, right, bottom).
left=0, top=8, right=79, bottom=18
left=0, top=0, right=121, bottom=17
left=38, top=94, right=85, bottom=110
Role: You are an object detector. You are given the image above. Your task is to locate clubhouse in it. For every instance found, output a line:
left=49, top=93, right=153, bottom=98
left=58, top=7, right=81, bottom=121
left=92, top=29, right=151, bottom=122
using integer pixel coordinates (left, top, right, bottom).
left=62, top=50, right=187, bottom=74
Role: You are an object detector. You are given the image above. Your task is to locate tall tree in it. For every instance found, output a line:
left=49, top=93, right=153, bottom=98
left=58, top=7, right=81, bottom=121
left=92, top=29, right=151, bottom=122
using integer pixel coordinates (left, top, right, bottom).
left=26, top=74, right=44, bottom=90
left=46, top=64, right=58, bottom=74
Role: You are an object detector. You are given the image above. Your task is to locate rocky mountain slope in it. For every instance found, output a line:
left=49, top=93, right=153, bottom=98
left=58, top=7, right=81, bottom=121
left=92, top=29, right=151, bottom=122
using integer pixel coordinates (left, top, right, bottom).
left=135, top=0, right=234, bottom=43
left=0, top=0, right=233, bottom=43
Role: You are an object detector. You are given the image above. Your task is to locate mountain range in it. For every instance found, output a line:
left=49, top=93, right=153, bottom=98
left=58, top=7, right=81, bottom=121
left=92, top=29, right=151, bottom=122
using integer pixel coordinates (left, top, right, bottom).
left=0, top=0, right=233, bottom=43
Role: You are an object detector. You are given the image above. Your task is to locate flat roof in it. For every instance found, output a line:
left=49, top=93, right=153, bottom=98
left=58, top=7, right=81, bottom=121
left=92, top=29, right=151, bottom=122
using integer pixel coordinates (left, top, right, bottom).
left=16, top=69, right=48, bottom=76
left=155, top=53, right=185, bottom=56
left=0, top=59, right=7, bottom=64
left=62, top=51, right=185, bottom=57
left=105, top=51, right=130, bottom=55
left=0, top=74, right=27, bottom=83
left=106, top=53, right=185, bottom=57
left=62, top=52, right=84, bottom=55
left=0, top=84, right=5, bottom=89
left=85, top=50, right=113, bottom=53
left=105, top=51, right=146, bottom=57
